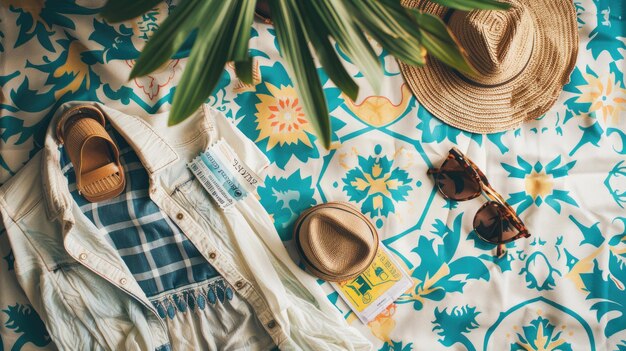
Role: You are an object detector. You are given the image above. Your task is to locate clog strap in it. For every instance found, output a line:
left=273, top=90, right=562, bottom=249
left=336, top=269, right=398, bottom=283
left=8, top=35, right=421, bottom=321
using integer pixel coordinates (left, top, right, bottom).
left=64, top=118, right=121, bottom=190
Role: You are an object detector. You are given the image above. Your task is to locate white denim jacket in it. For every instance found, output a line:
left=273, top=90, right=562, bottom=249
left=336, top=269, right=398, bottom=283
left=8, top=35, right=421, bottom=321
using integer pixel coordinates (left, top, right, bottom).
left=0, top=102, right=372, bottom=351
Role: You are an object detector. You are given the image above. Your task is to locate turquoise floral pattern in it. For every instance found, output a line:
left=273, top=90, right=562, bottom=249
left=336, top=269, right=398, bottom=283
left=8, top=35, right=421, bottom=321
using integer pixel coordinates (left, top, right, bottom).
left=396, top=214, right=490, bottom=310
left=417, top=105, right=481, bottom=145
left=432, top=306, right=480, bottom=351
left=342, top=144, right=413, bottom=220
left=587, top=0, right=626, bottom=61
left=511, top=317, right=573, bottom=351
left=417, top=106, right=509, bottom=154
left=257, top=170, right=317, bottom=240
left=1, top=1, right=626, bottom=350
left=579, top=251, right=626, bottom=338
left=2, top=304, right=51, bottom=351
left=563, top=65, right=626, bottom=156
left=502, top=155, right=579, bottom=214
left=207, top=70, right=233, bottom=118
left=3, top=250, right=13, bottom=271
left=88, top=19, right=140, bottom=63
left=378, top=340, right=413, bottom=351
left=605, top=161, right=626, bottom=208
left=570, top=215, right=604, bottom=247
left=8, top=0, right=99, bottom=52
left=519, top=252, right=562, bottom=291
left=24, top=34, right=102, bottom=104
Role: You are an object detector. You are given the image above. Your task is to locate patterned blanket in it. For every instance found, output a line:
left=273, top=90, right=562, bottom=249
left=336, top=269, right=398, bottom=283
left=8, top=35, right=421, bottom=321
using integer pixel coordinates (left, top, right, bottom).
left=1, top=1, right=625, bottom=350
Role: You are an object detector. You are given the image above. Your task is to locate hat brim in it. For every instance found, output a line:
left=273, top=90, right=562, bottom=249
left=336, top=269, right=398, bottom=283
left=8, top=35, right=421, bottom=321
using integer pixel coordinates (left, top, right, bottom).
left=399, top=0, right=579, bottom=133
left=293, top=202, right=379, bottom=282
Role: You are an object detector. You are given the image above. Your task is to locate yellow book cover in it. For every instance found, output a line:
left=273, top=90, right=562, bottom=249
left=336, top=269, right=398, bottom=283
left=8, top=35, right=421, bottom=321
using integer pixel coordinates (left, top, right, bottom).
left=333, top=244, right=412, bottom=323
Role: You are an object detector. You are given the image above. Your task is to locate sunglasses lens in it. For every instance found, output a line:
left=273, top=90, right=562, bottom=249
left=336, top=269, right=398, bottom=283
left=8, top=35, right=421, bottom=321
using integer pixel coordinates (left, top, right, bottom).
left=435, top=157, right=480, bottom=200
left=473, top=202, right=519, bottom=244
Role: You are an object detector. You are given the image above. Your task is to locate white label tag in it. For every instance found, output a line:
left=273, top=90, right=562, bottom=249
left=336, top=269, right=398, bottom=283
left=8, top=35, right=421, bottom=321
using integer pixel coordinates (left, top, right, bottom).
left=187, top=139, right=263, bottom=209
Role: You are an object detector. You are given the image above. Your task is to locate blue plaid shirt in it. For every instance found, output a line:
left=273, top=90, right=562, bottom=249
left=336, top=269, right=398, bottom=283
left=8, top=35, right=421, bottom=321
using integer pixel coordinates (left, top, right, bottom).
left=60, top=127, right=220, bottom=298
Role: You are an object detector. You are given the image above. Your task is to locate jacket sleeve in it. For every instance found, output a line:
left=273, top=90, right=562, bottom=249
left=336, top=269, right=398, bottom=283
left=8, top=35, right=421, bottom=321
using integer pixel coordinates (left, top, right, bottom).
left=0, top=222, right=57, bottom=351
left=0, top=207, right=99, bottom=351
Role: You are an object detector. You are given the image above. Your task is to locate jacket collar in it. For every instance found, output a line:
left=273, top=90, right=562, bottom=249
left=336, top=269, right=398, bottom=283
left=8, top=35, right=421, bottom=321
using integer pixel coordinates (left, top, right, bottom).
left=42, top=102, right=180, bottom=221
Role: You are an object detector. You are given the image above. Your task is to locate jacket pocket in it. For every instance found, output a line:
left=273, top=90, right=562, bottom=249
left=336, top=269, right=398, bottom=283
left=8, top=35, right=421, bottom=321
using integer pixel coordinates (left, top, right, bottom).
left=170, top=176, right=229, bottom=237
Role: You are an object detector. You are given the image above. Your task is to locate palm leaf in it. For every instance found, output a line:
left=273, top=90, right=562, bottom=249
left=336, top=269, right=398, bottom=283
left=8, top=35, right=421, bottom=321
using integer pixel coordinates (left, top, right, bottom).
left=231, top=0, right=257, bottom=62
left=412, top=11, right=475, bottom=75
left=169, top=1, right=239, bottom=125
left=268, top=0, right=331, bottom=148
left=304, top=0, right=382, bottom=94
left=101, top=0, right=162, bottom=23
left=100, top=0, right=510, bottom=149
left=431, top=0, right=511, bottom=11
left=347, top=0, right=426, bottom=67
left=296, top=1, right=359, bottom=100
left=129, top=0, right=201, bottom=79
left=230, top=0, right=257, bottom=85
left=234, top=57, right=254, bottom=85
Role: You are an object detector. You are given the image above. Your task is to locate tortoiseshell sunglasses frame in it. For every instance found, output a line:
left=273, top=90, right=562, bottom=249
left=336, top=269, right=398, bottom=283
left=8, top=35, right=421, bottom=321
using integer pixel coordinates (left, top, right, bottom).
left=428, top=147, right=531, bottom=257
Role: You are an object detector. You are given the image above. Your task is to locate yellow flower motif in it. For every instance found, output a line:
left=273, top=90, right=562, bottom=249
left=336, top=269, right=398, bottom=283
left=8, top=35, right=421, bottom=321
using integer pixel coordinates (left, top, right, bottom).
left=525, top=171, right=553, bottom=200
left=567, top=249, right=626, bottom=309
left=514, top=317, right=570, bottom=351
left=397, top=263, right=450, bottom=307
left=350, top=163, right=400, bottom=199
left=368, top=304, right=397, bottom=342
left=575, top=72, right=626, bottom=126
left=344, top=84, right=412, bottom=127
left=53, top=41, right=91, bottom=99
left=255, top=83, right=312, bottom=149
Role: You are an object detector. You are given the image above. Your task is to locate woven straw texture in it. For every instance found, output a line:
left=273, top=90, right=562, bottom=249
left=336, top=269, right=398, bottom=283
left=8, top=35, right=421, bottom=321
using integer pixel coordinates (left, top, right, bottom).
left=399, top=0, right=579, bottom=133
left=295, top=202, right=379, bottom=282
left=63, top=114, right=124, bottom=199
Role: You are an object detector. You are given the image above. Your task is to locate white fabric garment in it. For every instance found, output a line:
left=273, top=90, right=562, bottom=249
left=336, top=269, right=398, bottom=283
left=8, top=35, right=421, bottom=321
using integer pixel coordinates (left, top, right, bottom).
left=150, top=277, right=275, bottom=350
left=0, top=102, right=372, bottom=351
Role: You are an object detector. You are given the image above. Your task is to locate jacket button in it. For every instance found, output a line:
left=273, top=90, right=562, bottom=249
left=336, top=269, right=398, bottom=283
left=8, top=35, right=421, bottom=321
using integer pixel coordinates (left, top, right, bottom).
left=79, top=253, right=87, bottom=260
left=235, top=281, right=245, bottom=289
left=176, top=213, right=184, bottom=220
left=267, top=320, right=277, bottom=329
left=119, top=278, right=127, bottom=285
left=208, top=252, right=217, bottom=259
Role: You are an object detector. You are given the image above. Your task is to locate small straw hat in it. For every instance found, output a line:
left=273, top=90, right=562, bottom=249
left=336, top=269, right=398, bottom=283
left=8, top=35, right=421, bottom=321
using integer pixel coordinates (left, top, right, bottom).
left=399, top=0, right=579, bottom=133
left=293, top=202, right=379, bottom=282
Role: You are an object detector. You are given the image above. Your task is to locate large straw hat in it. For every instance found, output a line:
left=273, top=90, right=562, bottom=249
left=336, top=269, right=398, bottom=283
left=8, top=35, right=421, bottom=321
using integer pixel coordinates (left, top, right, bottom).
left=293, top=202, right=379, bottom=282
left=399, top=0, right=579, bottom=133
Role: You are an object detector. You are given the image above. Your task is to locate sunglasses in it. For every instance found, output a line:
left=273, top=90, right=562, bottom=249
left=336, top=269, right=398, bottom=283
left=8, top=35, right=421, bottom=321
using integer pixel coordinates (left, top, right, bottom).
left=428, top=147, right=530, bottom=257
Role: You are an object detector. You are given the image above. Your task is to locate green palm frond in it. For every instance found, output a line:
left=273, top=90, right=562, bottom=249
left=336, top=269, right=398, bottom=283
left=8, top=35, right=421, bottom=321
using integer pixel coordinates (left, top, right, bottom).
left=102, top=0, right=510, bottom=148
